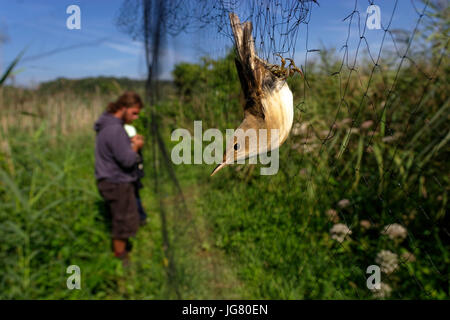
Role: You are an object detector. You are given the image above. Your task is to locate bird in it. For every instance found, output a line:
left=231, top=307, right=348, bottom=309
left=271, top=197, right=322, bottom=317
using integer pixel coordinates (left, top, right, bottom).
left=210, top=12, right=302, bottom=176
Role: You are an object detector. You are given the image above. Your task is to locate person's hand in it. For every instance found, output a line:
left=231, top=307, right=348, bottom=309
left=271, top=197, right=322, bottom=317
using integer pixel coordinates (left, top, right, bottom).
left=131, top=134, right=144, bottom=152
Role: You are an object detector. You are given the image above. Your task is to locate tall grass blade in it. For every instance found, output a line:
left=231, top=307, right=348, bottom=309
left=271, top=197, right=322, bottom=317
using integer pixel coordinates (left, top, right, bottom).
left=0, top=48, right=26, bottom=86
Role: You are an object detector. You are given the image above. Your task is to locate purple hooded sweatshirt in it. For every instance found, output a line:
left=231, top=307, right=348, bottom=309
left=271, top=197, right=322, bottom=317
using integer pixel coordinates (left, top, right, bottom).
left=94, top=111, right=140, bottom=183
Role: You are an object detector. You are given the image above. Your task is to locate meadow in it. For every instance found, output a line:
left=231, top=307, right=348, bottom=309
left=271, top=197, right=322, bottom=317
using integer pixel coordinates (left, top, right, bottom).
left=0, top=41, right=448, bottom=299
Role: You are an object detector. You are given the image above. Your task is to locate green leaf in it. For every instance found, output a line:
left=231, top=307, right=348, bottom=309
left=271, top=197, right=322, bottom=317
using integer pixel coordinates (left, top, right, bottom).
left=0, top=48, right=26, bottom=86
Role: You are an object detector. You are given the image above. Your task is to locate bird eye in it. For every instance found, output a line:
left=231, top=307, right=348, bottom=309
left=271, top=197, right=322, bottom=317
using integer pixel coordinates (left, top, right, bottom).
left=234, top=143, right=240, bottom=151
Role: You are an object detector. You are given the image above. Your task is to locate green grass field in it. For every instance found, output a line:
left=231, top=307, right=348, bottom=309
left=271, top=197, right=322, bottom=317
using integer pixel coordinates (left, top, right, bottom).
left=0, top=39, right=448, bottom=299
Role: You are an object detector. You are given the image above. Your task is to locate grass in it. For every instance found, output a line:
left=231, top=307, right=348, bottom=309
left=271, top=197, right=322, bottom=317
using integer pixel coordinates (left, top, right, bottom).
left=0, top=41, right=448, bottom=299
left=0, top=110, right=249, bottom=299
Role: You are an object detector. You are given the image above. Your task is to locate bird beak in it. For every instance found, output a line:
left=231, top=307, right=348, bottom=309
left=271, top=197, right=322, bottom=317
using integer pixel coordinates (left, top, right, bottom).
left=210, top=162, right=227, bottom=176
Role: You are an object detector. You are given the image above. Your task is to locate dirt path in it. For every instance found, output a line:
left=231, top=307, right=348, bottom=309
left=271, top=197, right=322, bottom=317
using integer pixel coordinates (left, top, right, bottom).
left=115, top=181, right=247, bottom=299
left=159, top=184, right=248, bottom=299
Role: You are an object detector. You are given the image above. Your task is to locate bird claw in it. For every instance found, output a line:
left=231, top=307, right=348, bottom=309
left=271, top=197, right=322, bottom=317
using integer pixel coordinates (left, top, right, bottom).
left=270, top=54, right=303, bottom=79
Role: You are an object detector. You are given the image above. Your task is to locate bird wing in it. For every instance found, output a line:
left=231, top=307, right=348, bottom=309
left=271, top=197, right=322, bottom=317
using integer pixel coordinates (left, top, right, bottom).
left=229, top=13, right=271, bottom=120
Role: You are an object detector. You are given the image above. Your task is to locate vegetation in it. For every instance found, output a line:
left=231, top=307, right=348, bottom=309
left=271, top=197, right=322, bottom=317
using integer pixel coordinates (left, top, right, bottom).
left=0, top=7, right=448, bottom=299
left=167, top=45, right=449, bottom=299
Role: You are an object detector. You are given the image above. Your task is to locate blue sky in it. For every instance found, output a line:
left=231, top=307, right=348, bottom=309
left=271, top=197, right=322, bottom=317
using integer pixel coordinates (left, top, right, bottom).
left=0, top=0, right=426, bottom=86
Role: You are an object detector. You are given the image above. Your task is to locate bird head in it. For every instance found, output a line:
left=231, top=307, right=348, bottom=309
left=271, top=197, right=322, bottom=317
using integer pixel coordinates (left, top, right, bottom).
left=210, top=115, right=273, bottom=176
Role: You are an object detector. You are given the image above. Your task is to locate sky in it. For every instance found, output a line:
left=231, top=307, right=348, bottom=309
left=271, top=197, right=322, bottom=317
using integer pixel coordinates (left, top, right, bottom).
left=0, top=0, right=426, bottom=87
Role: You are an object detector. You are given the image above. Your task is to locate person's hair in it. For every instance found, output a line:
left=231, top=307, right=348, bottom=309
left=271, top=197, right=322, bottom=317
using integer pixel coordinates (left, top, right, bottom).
left=106, top=91, right=143, bottom=113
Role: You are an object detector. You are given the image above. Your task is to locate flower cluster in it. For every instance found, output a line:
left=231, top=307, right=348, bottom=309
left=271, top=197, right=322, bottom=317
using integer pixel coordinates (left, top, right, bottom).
left=371, top=282, right=392, bottom=299
left=330, top=223, right=352, bottom=243
left=337, top=199, right=350, bottom=209
left=375, top=250, right=398, bottom=274
left=381, top=223, right=407, bottom=242
left=360, top=220, right=371, bottom=229
left=326, top=209, right=339, bottom=223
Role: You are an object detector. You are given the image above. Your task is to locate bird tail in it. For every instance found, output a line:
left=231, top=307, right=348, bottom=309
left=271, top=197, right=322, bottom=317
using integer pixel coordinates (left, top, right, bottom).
left=229, top=13, right=256, bottom=71
left=229, top=12, right=267, bottom=119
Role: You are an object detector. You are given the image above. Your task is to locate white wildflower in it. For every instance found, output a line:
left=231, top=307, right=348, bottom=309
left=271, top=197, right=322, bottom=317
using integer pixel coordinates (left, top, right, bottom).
left=360, top=220, right=371, bottom=229
left=330, top=223, right=352, bottom=243
left=337, top=199, right=350, bottom=209
left=326, top=209, right=339, bottom=223
left=375, top=250, right=398, bottom=274
left=381, top=223, right=407, bottom=242
left=372, top=282, right=392, bottom=299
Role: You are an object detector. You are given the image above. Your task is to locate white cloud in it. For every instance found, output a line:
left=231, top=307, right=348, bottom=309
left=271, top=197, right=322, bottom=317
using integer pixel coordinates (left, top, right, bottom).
left=103, top=40, right=142, bottom=56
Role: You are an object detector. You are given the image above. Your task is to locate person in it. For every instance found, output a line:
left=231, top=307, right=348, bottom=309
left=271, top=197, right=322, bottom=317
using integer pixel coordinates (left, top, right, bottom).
left=94, top=91, right=144, bottom=265
left=124, top=124, right=148, bottom=225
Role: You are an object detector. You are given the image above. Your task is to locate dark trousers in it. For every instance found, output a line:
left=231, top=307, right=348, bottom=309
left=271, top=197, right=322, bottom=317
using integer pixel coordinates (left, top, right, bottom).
left=134, top=182, right=147, bottom=221
left=97, top=180, right=140, bottom=239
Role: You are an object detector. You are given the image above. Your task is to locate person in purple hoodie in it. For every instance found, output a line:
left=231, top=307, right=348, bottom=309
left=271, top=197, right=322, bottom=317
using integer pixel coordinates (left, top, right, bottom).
left=94, top=91, right=144, bottom=265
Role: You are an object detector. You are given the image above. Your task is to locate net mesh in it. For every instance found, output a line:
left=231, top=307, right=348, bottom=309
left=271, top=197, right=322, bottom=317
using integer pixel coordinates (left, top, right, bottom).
left=116, top=0, right=448, bottom=298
